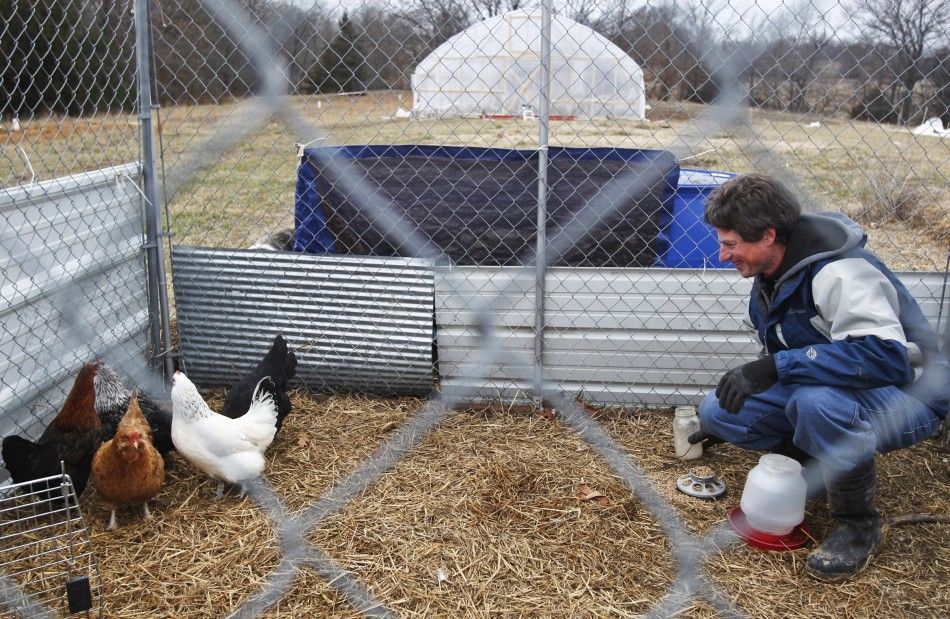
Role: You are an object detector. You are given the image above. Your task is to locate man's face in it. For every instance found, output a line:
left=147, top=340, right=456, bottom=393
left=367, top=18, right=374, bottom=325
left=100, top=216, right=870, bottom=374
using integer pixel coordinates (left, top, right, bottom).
left=716, top=228, right=780, bottom=278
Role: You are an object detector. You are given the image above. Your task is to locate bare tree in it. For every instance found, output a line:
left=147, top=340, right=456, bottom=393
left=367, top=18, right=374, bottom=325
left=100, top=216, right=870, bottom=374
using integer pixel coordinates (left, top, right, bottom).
left=469, top=0, right=528, bottom=20
left=560, top=0, right=601, bottom=28
left=730, top=11, right=782, bottom=108
left=852, top=0, right=949, bottom=124
left=765, top=1, right=831, bottom=113
left=669, top=0, right=738, bottom=102
left=289, top=4, right=337, bottom=94
left=396, top=0, right=472, bottom=51
left=351, top=4, right=425, bottom=90
left=612, top=3, right=695, bottom=102
left=674, top=0, right=738, bottom=53
left=557, top=0, right=624, bottom=34
left=925, top=46, right=950, bottom=124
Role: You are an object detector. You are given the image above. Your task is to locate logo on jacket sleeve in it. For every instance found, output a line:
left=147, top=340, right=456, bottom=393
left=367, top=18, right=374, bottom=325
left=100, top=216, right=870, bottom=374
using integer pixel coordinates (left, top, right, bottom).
left=806, top=346, right=818, bottom=360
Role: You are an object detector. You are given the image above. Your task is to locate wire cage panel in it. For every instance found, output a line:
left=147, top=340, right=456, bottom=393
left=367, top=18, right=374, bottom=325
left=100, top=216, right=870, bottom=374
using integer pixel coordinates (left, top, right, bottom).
left=0, top=474, right=102, bottom=617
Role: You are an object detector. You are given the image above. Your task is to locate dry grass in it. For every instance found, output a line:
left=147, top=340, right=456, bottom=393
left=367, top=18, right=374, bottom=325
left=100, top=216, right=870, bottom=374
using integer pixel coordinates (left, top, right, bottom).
left=1, top=390, right=940, bottom=617
left=0, top=113, right=138, bottom=187
left=3, top=92, right=948, bottom=268
left=845, top=163, right=950, bottom=246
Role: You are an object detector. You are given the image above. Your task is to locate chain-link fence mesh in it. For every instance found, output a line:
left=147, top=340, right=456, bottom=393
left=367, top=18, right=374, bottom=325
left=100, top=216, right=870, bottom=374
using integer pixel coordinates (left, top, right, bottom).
left=2, top=0, right=949, bottom=616
left=1, top=0, right=149, bottom=434
left=1, top=0, right=139, bottom=186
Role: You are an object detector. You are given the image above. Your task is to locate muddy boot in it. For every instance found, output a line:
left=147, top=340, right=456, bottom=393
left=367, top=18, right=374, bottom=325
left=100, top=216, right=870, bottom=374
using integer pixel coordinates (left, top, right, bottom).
left=805, top=461, right=881, bottom=582
left=776, top=440, right=825, bottom=500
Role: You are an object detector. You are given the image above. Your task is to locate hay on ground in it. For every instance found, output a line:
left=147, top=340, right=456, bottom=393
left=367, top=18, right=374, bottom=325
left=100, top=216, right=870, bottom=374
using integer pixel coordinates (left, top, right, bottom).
left=7, top=390, right=943, bottom=617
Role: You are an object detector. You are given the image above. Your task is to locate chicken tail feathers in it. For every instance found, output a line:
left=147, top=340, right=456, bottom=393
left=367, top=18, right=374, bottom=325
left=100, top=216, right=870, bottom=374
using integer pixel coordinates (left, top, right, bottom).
left=230, top=377, right=278, bottom=449
left=285, top=347, right=298, bottom=381
left=220, top=335, right=296, bottom=433
left=252, top=376, right=276, bottom=406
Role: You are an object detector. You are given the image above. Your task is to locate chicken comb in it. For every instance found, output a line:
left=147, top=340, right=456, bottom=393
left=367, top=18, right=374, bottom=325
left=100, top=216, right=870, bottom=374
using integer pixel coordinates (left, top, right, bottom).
left=117, top=390, right=150, bottom=436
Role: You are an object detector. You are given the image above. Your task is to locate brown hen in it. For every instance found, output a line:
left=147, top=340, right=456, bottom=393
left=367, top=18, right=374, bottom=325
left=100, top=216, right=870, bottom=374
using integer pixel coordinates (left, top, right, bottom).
left=92, top=392, right=165, bottom=530
left=2, top=361, right=104, bottom=496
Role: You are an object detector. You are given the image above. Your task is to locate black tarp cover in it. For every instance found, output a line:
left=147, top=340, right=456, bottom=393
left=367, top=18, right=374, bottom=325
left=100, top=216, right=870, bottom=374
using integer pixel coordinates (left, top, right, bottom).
left=294, top=145, right=679, bottom=267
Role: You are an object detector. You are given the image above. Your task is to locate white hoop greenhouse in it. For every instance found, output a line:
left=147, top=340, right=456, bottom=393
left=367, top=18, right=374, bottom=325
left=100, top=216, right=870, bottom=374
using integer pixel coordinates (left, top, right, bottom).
left=410, top=8, right=646, bottom=120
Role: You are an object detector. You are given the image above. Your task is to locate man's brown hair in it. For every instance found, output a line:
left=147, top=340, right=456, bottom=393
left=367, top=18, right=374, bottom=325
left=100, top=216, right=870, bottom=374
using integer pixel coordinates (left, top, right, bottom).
left=704, top=173, right=801, bottom=243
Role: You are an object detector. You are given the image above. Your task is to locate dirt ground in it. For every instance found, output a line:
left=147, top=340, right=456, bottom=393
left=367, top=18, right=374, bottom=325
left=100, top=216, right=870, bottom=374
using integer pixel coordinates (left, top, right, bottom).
left=69, top=389, right=950, bottom=618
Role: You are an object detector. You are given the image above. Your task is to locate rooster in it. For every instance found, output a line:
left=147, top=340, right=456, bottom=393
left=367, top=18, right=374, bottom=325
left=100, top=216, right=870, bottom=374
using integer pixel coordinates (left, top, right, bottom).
left=92, top=392, right=165, bottom=529
left=221, top=334, right=297, bottom=434
left=1, top=362, right=104, bottom=496
left=94, top=362, right=174, bottom=457
left=170, top=371, right=277, bottom=496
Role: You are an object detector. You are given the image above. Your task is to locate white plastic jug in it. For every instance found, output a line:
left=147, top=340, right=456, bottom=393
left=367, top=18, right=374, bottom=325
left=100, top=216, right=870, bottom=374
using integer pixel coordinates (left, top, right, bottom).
left=739, top=454, right=807, bottom=536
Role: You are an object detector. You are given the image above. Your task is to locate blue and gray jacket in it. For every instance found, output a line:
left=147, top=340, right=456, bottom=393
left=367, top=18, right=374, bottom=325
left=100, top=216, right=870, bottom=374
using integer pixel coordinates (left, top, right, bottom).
left=748, top=212, right=949, bottom=416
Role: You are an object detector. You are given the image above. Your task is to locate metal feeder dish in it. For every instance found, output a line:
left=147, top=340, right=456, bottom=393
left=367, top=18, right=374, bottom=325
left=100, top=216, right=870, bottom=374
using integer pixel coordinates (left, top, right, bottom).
left=676, top=466, right=727, bottom=499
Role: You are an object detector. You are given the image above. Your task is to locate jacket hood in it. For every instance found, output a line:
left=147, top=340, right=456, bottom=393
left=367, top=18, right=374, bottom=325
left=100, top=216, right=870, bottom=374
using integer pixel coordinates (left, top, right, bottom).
left=770, top=211, right=866, bottom=288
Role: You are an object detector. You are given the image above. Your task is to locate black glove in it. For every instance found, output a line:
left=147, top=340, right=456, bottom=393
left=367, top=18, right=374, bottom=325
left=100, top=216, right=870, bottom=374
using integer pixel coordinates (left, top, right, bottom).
left=716, top=356, right=778, bottom=414
left=687, top=429, right=726, bottom=449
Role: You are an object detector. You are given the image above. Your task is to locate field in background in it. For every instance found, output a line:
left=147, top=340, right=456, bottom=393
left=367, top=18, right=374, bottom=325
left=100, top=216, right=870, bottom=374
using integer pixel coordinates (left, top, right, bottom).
left=2, top=91, right=948, bottom=270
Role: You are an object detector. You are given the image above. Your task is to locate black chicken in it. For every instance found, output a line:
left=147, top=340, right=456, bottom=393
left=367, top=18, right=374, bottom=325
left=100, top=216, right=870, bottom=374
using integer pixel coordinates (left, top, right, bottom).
left=94, top=362, right=174, bottom=457
left=0, top=436, right=61, bottom=494
left=2, top=362, right=104, bottom=496
left=221, top=334, right=297, bottom=433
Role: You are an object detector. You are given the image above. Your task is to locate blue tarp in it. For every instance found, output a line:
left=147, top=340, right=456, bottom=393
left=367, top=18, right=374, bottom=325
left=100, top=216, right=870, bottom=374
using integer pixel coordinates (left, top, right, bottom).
left=294, top=145, right=684, bottom=267
left=293, top=153, right=337, bottom=253
left=657, top=169, right=734, bottom=268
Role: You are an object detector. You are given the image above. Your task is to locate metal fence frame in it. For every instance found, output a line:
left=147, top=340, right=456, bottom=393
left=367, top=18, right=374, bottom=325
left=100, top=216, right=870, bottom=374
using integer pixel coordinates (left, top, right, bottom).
left=0, top=163, right=151, bottom=440
left=2, top=0, right=949, bottom=616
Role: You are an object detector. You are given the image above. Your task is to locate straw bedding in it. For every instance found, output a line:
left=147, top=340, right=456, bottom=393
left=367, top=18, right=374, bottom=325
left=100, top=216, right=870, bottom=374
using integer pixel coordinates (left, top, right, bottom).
left=60, top=391, right=950, bottom=617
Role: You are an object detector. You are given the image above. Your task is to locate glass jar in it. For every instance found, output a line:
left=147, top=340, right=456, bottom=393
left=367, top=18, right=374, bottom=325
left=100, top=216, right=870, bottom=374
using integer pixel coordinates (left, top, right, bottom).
left=673, top=406, right=702, bottom=460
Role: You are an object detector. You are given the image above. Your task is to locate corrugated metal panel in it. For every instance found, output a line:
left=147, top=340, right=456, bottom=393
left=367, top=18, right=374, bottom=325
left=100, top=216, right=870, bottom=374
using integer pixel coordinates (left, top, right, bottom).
left=0, top=164, right=150, bottom=440
left=436, top=267, right=948, bottom=408
left=171, top=247, right=435, bottom=395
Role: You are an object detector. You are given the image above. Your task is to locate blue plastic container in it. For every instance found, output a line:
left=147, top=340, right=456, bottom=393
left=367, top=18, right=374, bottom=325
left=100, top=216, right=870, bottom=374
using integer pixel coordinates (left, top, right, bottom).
left=656, top=168, right=735, bottom=268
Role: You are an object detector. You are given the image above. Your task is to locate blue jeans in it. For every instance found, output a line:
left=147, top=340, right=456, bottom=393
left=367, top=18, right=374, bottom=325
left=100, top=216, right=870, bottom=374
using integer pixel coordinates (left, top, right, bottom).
left=698, top=383, right=944, bottom=473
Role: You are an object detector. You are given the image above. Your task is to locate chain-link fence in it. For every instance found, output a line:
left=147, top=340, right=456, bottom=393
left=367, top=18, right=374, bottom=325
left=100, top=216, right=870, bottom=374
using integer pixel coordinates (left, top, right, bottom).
left=2, top=0, right=949, bottom=616
left=1, top=1, right=149, bottom=434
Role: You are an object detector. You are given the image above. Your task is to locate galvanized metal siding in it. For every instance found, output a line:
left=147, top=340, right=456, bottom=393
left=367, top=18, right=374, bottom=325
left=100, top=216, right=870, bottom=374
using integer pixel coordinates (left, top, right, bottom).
left=0, top=164, right=150, bottom=439
left=171, top=247, right=435, bottom=394
left=436, top=267, right=948, bottom=407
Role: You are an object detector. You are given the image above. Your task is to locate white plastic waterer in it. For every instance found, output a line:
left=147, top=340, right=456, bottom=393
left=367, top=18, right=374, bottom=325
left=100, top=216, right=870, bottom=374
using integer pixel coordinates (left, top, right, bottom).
left=739, top=454, right=807, bottom=536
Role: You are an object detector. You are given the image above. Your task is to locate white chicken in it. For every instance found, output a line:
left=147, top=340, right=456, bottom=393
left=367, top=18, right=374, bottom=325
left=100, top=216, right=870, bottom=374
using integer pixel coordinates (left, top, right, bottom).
left=170, top=371, right=277, bottom=496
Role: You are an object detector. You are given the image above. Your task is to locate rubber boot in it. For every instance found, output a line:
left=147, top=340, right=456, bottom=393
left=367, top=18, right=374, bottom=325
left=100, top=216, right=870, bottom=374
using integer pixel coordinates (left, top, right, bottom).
left=805, top=460, right=881, bottom=582
left=686, top=429, right=726, bottom=450
left=775, top=439, right=809, bottom=463
left=776, top=440, right=825, bottom=500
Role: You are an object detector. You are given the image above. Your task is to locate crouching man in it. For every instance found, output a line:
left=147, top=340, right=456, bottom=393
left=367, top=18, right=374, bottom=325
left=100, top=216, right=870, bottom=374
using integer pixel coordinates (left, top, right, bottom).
left=689, top=173, right=949, bottom=581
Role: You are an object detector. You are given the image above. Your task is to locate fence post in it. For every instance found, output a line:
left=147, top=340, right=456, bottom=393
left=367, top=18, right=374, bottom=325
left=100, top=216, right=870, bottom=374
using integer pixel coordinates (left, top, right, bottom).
left=134, top=0, right=174, bottom=379
left=533, top=0, right=553, bottom=404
